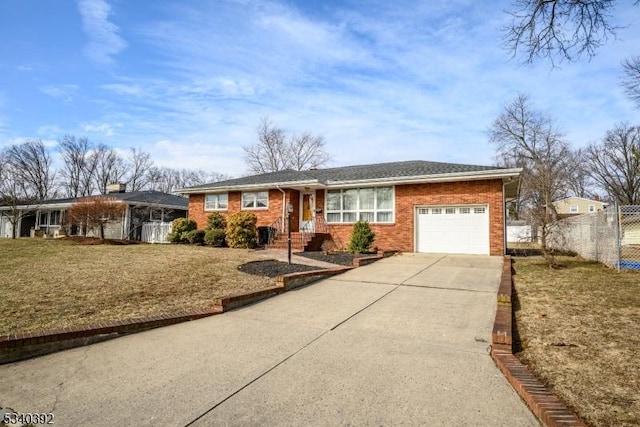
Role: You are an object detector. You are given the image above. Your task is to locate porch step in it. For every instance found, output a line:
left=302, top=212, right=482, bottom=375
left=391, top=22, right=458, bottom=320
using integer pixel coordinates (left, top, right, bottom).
left=267, top=232, right=310, bottom=251
left=266, top=232, right=331, bottom=252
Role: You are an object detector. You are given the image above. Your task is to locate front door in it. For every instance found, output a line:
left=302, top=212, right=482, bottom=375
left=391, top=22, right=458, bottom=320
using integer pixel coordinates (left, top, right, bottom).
left=300, top=193, right=315, bottom=232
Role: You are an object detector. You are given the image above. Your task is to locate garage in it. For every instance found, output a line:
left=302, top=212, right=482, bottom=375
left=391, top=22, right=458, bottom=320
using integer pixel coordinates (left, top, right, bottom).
left=415, top=205, right=490, bottom=255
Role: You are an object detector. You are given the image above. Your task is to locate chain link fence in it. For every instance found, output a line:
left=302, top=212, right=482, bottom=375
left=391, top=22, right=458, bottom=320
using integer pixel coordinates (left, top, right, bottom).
left=547, top=205, right=640, bottom=271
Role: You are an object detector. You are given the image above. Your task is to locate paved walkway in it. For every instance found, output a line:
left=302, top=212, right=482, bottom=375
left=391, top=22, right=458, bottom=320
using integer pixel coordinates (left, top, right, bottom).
left=0, top=254, right=538, bottom=426
left=255, top=248, right=344, bottom=269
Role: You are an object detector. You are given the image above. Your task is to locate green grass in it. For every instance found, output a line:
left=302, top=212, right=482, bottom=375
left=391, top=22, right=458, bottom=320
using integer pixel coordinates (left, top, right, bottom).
left=513, top=256, right=640, bottom=427
left=0, top=239, right=274, bottom=335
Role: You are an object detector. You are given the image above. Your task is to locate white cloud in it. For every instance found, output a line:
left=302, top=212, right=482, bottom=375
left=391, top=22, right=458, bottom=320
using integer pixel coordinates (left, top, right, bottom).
left=101, top=83, right=142, bottom=96
left=82, top=122, right=122, bottom=136
left=77, top=0, right=127, bottom=65
left=41, top=84, right=80, bottom=101
left=22, top=0, right=635, bottom=178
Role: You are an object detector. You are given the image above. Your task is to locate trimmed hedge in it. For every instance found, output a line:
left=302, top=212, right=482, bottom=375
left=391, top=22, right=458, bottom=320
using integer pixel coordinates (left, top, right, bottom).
left=167, top=218, right=198, bottom=243
left=227, top=212, right=258, bottom=249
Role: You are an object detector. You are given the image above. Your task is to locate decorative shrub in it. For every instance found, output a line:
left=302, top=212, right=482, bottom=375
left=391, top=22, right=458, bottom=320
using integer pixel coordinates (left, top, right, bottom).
left=226, top=212, right=258, bottom=249
left=206, top=212, right=227, bottom=230
left=167, top=217, right=197, bottom=243
left=348, top=220, right=375, bottom=253
left=204, top=228, right=226, bottom=247
left=186, top=229, right=206, bottom=245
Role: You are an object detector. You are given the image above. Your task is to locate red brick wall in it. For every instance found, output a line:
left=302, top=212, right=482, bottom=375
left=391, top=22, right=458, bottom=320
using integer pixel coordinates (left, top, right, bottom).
left=188, top=189, right=299, bottom=230
left=324, top=180, right=505, bottom=255
left=188, top=180, right=505, bottom=255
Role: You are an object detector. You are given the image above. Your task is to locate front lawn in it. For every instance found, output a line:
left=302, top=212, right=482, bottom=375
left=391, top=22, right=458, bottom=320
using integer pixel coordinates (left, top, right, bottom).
left=0, top=239, right=275, bottom=335
left=513, top=256, right=640, bottom=427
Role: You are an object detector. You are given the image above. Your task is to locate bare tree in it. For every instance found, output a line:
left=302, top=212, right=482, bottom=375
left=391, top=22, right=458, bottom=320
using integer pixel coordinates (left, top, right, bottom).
left=585, top=123, right=640, bottom=204
left=126, top=148, right=153, bottom=191
left=243, top=117, right=331, bottom=173
left=67, top=196, right=126, bottom=240
left=146, top=166, right=229, bottom=193
left=503, top=0, right=620, bottom=64
left=58, top=135, right=98, bottom=197
left=288, top=132, right=331, bottom=171
left=503, top=0, right=640, bottom=107
left=490, top=94, right=574, bottom=266
left=567, top=148, right=593, bottom=198
left=0, top=147, right=47, bottom=239
left=93, top=145, right=127, bottom=194
left=3, top=139, right=57, bottom=200
left=623, top=56, right=640, bottom=108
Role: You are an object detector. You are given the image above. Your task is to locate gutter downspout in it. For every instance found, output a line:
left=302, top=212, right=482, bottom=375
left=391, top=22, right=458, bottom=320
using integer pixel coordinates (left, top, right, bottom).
left=276, top=186, right=286, bottom=231
left=503, top=181, right=507, bottom=256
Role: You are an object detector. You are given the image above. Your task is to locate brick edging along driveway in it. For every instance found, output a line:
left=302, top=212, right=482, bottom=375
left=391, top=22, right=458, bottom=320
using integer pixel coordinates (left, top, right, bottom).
left=491, top=256, right=586, bottom=427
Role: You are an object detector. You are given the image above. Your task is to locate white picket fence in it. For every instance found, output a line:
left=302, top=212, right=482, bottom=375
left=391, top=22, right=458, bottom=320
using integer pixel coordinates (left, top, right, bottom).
left=141, top=222, right=173, bottom=244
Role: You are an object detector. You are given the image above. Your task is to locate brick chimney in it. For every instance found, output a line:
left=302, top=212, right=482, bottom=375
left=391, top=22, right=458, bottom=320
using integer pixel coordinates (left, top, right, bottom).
left=593, top=194, right=600, bottom=202
left=106, top=183, right=127, bottom=194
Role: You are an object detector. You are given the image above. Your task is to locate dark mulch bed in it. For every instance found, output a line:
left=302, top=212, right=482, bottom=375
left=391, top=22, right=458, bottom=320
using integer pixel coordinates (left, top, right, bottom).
left=238, top=260, right=321, bottom=277
left=297, top=251, right=372, bottom=266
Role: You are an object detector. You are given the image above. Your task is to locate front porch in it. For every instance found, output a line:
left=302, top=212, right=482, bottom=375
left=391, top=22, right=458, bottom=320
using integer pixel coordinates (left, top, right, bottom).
left=266, top=213, right=332, bottom=252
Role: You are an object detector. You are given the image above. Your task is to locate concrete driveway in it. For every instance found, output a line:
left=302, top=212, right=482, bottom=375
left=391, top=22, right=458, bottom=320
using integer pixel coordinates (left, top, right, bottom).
left=0, top=254, right=538, bottom=426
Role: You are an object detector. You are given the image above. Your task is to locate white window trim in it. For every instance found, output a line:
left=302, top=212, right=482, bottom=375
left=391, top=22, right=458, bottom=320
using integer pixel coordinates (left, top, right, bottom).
left=588, top=205, right=596, bottom=212
left=325, top=186, right=395, bottom=224
left=204, top=193, right=229, bottom=211
left=241, top=191, right=269, bottom=210
left=570, top=205, right=579, bottom=213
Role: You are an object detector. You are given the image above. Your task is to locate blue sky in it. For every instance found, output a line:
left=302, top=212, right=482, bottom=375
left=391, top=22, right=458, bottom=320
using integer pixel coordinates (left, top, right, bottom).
left=1, top=0, right=639, bottom=177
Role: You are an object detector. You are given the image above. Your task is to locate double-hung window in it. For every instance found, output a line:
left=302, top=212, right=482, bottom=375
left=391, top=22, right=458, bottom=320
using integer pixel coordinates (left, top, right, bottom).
left=205, top=193, right=228, bottom=211
left=326, top=187, right=394, bottom=223
left=242, top=191, right=268, bottom=209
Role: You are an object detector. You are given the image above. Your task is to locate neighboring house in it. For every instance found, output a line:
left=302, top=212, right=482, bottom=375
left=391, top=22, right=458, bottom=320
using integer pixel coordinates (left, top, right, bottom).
left=620, top=205, right=640, bottom=246
left=552, top=196, right=608, bottom=216
left=178, top=160, right=521, bottom=255
left=0, top=185, right=188, bottom=241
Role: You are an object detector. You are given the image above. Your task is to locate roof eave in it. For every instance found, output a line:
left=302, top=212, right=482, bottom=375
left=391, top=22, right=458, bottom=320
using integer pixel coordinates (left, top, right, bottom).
left=324, top=168, right=523, bottom=187
left=176, top=179, right=321, bottom=194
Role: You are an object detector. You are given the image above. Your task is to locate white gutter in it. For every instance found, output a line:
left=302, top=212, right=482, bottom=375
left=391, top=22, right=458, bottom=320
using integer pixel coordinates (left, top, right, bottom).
left=175, top=169, right=523, bottom=194
left=324, top=168, right=523, bottom=187
left=176, top=179, right=320, bottom=195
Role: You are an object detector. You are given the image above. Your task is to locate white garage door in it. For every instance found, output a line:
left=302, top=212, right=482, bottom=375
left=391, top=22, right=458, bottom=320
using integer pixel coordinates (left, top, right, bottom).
left=416, top=205, right=490, bottom=255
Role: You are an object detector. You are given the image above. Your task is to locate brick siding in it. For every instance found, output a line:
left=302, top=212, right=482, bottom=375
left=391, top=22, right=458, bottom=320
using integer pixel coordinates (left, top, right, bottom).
left=188, top=179, right=505, bottom=255
left=325, top=180, right=505, bottom=255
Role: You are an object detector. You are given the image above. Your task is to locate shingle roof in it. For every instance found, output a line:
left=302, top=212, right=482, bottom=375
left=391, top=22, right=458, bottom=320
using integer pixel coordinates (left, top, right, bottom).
left=310, top=160, right=498, bottom=183
left=181, top=169, right=319, bottom=191
left=180, top=160, right=507, bottom=191
left=3, top=191, right=188, bottom=209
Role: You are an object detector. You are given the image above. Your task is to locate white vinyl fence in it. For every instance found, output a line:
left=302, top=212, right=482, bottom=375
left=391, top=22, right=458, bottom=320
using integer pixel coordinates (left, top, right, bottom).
left=547, top=205, right=640, bottom=271
left=141, top=222, right=173, bottom=244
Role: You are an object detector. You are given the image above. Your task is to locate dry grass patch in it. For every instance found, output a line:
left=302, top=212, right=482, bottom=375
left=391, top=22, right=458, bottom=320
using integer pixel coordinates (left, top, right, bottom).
left=0, top=239, right=274, bottom=335
left=513, top=256, right=640, bottom=427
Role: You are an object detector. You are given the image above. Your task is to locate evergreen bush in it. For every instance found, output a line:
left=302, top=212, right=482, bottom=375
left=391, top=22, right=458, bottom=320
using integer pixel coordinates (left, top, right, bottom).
left=348, top=220, right=375, bottom=253
left=186, top=229, right=206, bottom=245
left=167, top=217, right=197, bottom=243
left=226, top=212, right=258, bottom=249
left=204, top=228, right=226, bottom=247
left=206, top=212, right=227, bottom=230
